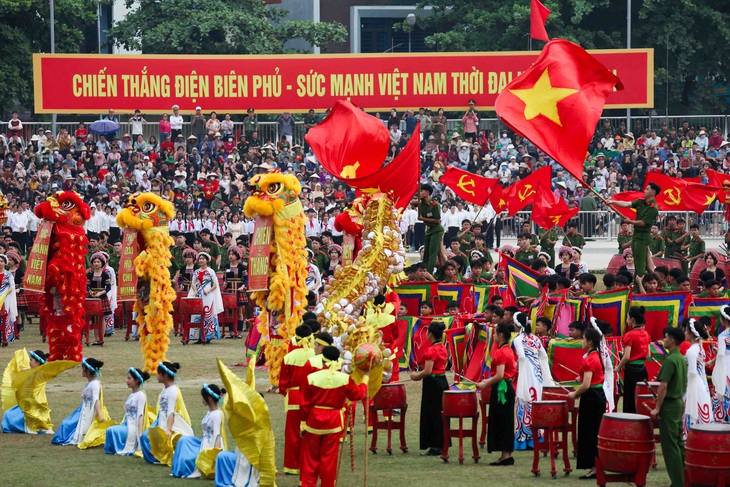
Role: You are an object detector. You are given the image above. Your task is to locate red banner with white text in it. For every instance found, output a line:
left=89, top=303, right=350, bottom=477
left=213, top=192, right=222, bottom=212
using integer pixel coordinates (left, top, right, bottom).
left=33, top=50, right=653, bottom=114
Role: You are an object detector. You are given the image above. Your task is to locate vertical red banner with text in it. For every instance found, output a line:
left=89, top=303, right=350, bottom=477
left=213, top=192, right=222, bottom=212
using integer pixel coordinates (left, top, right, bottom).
left=22, top=221, right=54, bottom=292
left=248, top=216, right=273, bottom=292
left=117, top=229, right=139, bottom=301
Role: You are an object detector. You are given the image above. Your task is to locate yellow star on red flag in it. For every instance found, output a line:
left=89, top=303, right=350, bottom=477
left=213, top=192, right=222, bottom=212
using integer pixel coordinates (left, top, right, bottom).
left=509, top=69, right=578, bottom=126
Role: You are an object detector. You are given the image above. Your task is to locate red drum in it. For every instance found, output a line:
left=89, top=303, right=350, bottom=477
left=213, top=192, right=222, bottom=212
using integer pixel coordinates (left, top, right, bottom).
left=542, top=386, right=576, bottom=411
left=221, top=293, right=237, bottom=309
left=634, top=395, right=659, bottom=429
left=690, top=255, right=730, bottom=291
left=635, top=381, right=661, bottom=398
left=373, top=384, right=407, bottom=410
left=653, top=257, right=683, bottom=273
left=479, top=385, right=492, bottom=403
left=685, top=423, right=730, bottom=487
left=597, top=413, right=655, bottom=474
left=180, top=297, right=203, bottom=314
left=532, top=400, right=569, bottom=429
left=607, top=254, right=626, bottom=275
left=85, top=299, right=103, bottom=316
left=442, top=390, right=478, bottom=417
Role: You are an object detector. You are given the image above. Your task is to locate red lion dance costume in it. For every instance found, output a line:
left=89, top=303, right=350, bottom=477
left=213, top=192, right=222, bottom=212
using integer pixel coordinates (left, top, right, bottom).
left=35, top=191, right=90, bottom=361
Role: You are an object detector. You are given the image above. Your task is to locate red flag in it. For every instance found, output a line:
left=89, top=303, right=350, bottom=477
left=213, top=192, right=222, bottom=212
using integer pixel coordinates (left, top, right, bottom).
left=501, top=165, right=552, bottom=216
left=530, top=0, right=551, bottom=42
left=440, top=167, right=499, bottom=206
left=645, top=173, right=718, bottom=215
left=351, top=123, right=420, bottom=209
left=703, top=169, right=728, bottom=199
left=305, top=100, right=390, bottom=179
left=489, top=184, right=508, bottom=213
left=608, top=191, right=643, bottom=220
left=531, top=185, right=579, bottom=229
left=495, top=39, right=623, bottom=182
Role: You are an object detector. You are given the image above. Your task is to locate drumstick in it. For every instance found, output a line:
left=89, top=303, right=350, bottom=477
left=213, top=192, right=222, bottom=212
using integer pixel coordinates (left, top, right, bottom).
left=642, top=403, right=654, bottom=412
left=558, top=363, right=579, bottom=376
left=642, top=381, right=658, bottom=399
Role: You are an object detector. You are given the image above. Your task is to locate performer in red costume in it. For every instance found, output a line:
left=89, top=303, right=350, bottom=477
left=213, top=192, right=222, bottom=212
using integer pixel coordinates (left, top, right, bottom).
left=34, top=191, right=90, bottom=361
left=300, top=346, right=368, bottom=487
left=278, top=325, right=315, bottom=475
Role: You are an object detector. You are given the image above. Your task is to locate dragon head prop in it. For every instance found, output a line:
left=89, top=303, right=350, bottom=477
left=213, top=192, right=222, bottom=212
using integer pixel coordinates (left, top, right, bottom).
left=35, top=191, right=91, bottom=226
left=0, top=191, right=8, bottom=226
left=244, top=172, right=302, bottom=218
left=117, top=192, right=175, bottom=231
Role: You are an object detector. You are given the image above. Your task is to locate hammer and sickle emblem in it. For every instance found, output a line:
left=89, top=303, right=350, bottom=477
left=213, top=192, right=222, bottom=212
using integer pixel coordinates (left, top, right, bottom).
left=518, top=184, right=536, bottom=201
left=550, top=215, right=561, bottom=225
left=457, top=175, right=476, bottom=196
left=663, top=187, right=681, bottom=206
left=340, top=162, right=361, bottom=179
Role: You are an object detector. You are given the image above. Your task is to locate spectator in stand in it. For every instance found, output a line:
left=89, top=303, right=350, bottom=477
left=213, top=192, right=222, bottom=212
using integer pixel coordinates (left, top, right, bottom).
left=277, top=112, right=295, bottom=145
left=695, top=130, right=709, bottom=152
left=191, top=107, right=206, bottom=142
left=104, top=109, right=118, bottom=123
left=462, top=101, right=479, bottom=142
left=159, top=113, right=171, bottom=143
left=169, top=105, right=184, bottom=140
left=129, top=109, right=146, bottom=139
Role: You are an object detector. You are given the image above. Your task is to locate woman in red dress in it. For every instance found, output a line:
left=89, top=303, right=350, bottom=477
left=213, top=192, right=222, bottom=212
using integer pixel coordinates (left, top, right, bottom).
left=568, top=328, right=607, bottom=479
left=477, top=322, right=517, bottom=466
left=409, top=321, right=448, bottom=456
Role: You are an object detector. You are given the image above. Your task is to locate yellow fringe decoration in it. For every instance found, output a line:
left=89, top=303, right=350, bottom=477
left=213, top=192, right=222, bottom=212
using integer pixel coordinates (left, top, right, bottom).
left=244, top=173, right=308, bottom=386
left=117, top=193, right=176, bottom=373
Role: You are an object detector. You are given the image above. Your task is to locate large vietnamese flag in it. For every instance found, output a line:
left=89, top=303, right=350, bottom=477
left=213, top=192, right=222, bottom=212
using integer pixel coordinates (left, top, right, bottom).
left=495, top=39, right=623, bottom=182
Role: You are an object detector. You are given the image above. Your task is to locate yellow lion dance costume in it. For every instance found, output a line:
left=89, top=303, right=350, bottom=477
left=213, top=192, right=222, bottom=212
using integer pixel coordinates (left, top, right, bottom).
left=116, top=193, right=176, bottom=373
left=244, top=171, right=307, bottom=386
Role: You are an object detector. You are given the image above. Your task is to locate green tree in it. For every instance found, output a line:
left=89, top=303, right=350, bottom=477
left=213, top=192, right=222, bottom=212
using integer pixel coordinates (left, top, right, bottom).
left=108, top=0, right=347, bottom=55
left=417, top=0, right=729, bottom=112
left=0, top=0, right=97, bottom=115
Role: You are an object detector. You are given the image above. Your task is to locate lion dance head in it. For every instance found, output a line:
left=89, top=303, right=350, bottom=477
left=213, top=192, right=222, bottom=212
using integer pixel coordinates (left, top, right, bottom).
left=116, top=192, right=175, bottom=231
left=34, top=191, right=90, bottom=226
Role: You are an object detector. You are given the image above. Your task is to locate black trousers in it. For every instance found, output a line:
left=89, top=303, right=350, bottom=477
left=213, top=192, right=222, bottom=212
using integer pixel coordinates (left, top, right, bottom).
left=576, top=387, right=606, bottom=470
left=420, top=374, right=448, bottom=450
left=488, top=379, right=515, bottom=453
left=622, top=363, right=648, bottom=414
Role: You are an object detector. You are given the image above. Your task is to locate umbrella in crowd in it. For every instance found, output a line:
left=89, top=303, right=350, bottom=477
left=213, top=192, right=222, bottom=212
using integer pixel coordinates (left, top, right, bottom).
left=87, top=119, right=120, bottom=135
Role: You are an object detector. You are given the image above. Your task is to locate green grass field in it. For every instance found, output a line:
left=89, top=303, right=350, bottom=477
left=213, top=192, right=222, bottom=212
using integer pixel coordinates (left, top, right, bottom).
left=0, top=322, right=671, bottom=487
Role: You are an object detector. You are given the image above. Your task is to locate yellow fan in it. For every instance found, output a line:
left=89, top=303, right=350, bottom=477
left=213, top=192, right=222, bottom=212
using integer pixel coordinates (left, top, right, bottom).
left=195, top=447, right=223, bottom=479
left=217, top=359, right=277, bottom=486
left=148, top=426, right=184, bottom=467
left=11, top=360, right=78, bottom=432
left=2, top=349, right=30, bottom=413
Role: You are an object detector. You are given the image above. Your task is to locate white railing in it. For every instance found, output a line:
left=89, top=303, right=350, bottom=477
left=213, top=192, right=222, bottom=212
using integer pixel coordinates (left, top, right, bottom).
left=8, top=114, right=729, bottom=148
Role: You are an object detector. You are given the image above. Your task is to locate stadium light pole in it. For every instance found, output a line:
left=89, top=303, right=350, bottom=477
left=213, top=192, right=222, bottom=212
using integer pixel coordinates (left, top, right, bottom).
left=50, top=0, right=56, bottom=135
left=407, top=14, right=416, bottom=53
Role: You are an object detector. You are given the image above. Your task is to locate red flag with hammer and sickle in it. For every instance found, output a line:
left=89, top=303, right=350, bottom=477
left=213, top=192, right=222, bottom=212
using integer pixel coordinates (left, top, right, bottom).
left=644, top=172, right=718, bottom=215
left=439, top=167, right=499, bottom=206
left=501, top=165, right=552, bottom=216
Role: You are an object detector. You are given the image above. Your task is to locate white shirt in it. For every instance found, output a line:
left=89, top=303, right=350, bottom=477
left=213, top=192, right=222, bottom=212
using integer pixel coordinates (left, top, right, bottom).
left=85, top=212, right=103, bottom=233
left=26, top=210, right=40, bottom=232
left=169, top=115, right=184, bottom=130
left=7, top=211, right=28, bottom=232
left=443, top=210, right=461, bottom=229
left=305, top=219, right=321, bottom=238
left=402, top=207, right=417, bottom=228
left=328, top=217, right=343, bottom=237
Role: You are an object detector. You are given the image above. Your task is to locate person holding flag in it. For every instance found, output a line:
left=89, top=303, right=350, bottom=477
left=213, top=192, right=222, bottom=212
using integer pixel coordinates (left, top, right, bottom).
left=608, top=182, right=660, bottom=282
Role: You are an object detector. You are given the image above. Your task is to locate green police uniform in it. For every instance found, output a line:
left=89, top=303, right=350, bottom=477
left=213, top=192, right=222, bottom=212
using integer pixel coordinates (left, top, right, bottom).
left=539, top=229, right=558, bottom=266
left=617, top=231, right=633, bottom=254
left=562, top=232, right=585, bottom=248
left=313, top=250, right=329, bottom=273
left=205, top=240, right=221, bottom=272
left=220, top=243, right=231, bottom=270
left=656, top=347, right=688, bottom=487
left=663, top=227, right=678, bottom=260
left=529, top=233, right=540, bottom=249
left=108, top=253, right=120, bottom=276
left=170, top=245, right=186, bottom=274
left=515, top=249, right=538, bottom=264
left=688, top=236, right=705, bottom=270
left=675, top=232, right=690, bottom=274
left=630, top=199, right=659, bottom=278
left=419, top=199, right=444, bottom=273
left=649, top=234, right=665, bottom=257
left=459, top=232, right=475, bottom=253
